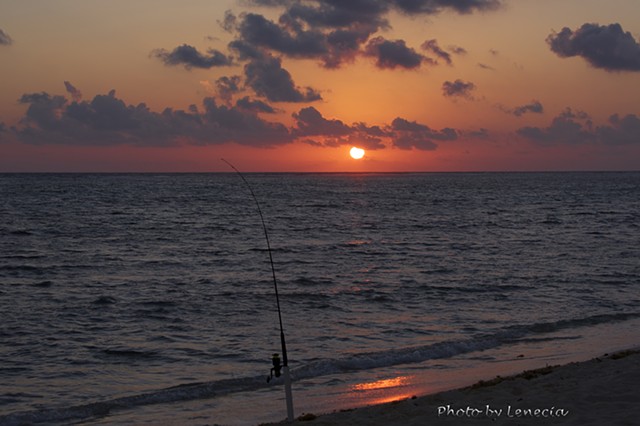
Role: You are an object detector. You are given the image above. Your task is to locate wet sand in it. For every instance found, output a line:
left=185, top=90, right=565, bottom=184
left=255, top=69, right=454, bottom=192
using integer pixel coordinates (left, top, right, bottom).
left=277, top=349, right=639, bottom=426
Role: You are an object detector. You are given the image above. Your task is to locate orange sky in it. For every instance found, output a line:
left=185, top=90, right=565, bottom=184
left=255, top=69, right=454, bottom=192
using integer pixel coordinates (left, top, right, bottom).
left=1, top=0, right=639, bottom=172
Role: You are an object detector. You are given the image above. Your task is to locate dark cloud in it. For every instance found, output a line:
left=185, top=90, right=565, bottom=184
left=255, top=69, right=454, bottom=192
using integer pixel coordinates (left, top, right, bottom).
left=547, top=23, right=640, bottom=72
left=0, top=29, right=12, bottom=46
left=442, top=79, right=476, bottom=99
left=477, top=63, right=495, bottom=70
left=154, top=1, right=501, bottom=75
left=235, top=96, right=277, bottom=113
left=421, top=39, right=452, bottom=64
left=247, top=0, right=502, bottom=16
left=292, top=106, right=352, bottom=136
left=243, top=54, right=322, bottom=102
left=353, top=122, right=389, bottom=150
left=388, top=117, right=457, bottom=150
left=18, top=92, right=69, bottom=132
left=323, top=25, right=378, bottom=68
left=152, top=44, right=233, bottom=69
left=364, top=36, right=426, bottom=69
left=232, top=10, right=379, bottom=68
left=11, top=87, right=292, bottom=147
left=199, top=97, right=292, bottom=145
left=392, top=135, right=437, bottom=151
left=390, top=0, right=501, bottom=15
left=219, top=10, right=237, bottom=33
left=291, top=107, right=388, bottom=149
left=519, top=109, right=640, bottom=147
left=284, top=0, right=389, bottom=29
left=599, top=114, right=640, bottom=145
left=231, top=1, right=501, bottom=69
left=227, top=32, right=325, bottom=102
left=228, top=39, right=266, bottom=61
left=449, top=45, right=467, bottom=55
left=512, top=100, right=544, bottom=117
left=236, top=13, right=327, bottom=59
left=516, top=108, right=594, bottom=146
left=289, top=107, right=459, bottom=151
left=9, top=85, right=476, bottom=152
left=214, top=75, right=243, bottom=104
left=64, top=81, right=82, bottom=102
left=467, top=128, right=490, bottom=139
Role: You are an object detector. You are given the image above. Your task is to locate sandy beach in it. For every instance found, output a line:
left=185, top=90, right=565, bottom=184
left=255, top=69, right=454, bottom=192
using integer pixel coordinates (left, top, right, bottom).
left=279, top=349, right=639, bottom=426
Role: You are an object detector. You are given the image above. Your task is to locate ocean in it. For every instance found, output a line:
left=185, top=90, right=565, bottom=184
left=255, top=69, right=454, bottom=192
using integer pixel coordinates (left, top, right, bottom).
left=1, top=172, right=639, bottom=425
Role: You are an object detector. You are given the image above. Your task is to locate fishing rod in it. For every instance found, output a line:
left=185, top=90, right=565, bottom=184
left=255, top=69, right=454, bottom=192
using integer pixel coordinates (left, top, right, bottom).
left=221, top=159, right=294, bottom=422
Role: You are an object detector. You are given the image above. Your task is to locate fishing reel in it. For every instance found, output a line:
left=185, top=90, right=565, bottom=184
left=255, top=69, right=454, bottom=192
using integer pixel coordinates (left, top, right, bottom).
left=267, top=353, right=282, bottom=382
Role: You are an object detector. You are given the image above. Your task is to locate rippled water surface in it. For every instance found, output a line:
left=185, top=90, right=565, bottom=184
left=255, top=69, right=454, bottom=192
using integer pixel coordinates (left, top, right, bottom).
left=1, top=172, right=639, bottom=424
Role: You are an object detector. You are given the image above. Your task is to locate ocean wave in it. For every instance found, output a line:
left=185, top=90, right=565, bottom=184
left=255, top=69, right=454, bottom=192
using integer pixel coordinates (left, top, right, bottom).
left=3, top=311, right=637, bottom=425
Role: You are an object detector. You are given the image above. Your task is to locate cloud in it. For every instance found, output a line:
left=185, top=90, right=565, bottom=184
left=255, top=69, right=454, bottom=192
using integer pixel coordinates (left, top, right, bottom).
left=7, top=84, right=474, bottom=152
left=228, top=34, right=322, bottom=102
left=247, top=0, right=502, bottom=16
left=64, top=81, right=83, bottom=102
left=219, top=10, right=238, bottom=33
left=148, top=0, right=508, bottom=102
left=364, top=36, right=427, bottom=69
left=11, top=86, right=293, bottom=147
left=289, top=107, right=460, bottom=151
left=283, top=1, right=389, bottom=29
left=0, top=29, right=12, bottom=46
left=214, top=75, right=243, bottom=103
left=448, top=45, right=467, bottom=55
left=18, top=92, right=69, bottom=132
left=388, top=117, right=457, bottom=150
left=235, top=96, right=277, bottom=113
left=230, top=1, right=502, bottom=69
left=599, top=114, right=640, bottom=145
left=322, top=25, right=379, bottom=68
left=236, top=12, right=328, bottom=59
left=421, top=39, right=452, bottom=64
left=152, top=44, right=233, bottom=69
left=228, top=39, right=265, bottom=61
left=292, top=106, right=352, bottom=137
left=516, top=108, right=595, bottom=146
left=231, top=10, right=380, bottom=68
left=243, top=54, right=322, bottom=102
left=291, top=107, right=389, bottom=149
left=512, top=100, right=544, bottom=117
left=442, top=79, right=476, bottom=99
left=352, top=123, right=388, bottom=150
left=199, top=97, right=292, bottom=145
left=519, top=109, right=640, bottom=147
left=390, top=0, right=501, bottom=15
left=467, top=128, right=490, bottom=139
left=547, top=23, right=640, bottom=72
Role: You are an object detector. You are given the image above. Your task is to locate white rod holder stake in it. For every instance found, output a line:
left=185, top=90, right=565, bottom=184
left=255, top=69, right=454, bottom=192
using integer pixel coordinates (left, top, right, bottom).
left=283, top=365, right=294, bottom=422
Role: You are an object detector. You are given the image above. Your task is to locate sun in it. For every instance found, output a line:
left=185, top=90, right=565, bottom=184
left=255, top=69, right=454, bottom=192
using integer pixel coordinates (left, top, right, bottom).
left=350, top=146, right=365, bottom=160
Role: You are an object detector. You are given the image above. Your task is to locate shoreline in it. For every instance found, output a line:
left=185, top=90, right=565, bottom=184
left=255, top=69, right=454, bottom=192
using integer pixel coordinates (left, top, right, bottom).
left=275, top=348, right=639, bottom=425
